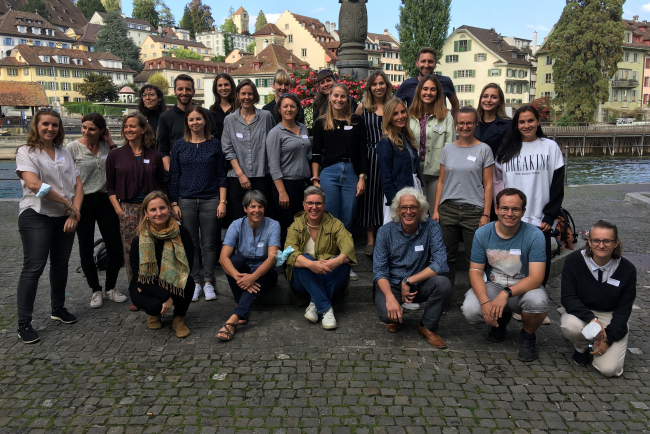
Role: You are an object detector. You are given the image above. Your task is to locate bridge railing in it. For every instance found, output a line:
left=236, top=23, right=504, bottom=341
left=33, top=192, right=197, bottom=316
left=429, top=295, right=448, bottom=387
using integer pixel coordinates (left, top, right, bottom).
left=544, top=124, right=650, bottom=135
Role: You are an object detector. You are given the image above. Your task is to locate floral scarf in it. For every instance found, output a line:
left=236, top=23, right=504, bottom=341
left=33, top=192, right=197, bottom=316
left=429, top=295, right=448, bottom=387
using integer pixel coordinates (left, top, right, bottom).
left=138, top=219, right=189, bottom=296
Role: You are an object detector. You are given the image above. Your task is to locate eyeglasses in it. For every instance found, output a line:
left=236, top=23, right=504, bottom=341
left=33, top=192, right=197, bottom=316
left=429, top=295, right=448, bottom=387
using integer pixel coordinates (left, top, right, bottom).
left=399, top=206, right=420, bottom=212
left=141, top=93, right=158, bottom=98
left=457, top=122, right=476, bottom=127
left=304, top=201, right=324, bottom=208
left=589, top=239, right=615, bottom=247
left=39, top=107, right=56, bottom=112
left=497, top=206, right=523, bottom=215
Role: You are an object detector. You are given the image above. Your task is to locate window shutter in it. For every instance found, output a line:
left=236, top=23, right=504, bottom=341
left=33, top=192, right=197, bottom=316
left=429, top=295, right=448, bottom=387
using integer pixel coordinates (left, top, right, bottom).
left=467, top=40, right=472, bottom=51
left=474, top=54, right=477, bottom=62
left=55, top=82, right=59, bottom=90
left=498, top=69, right=502, bottom=76
left=471, top=85, right=475, bottom=92
left=445, top=55, right=449, bottom=63
left=551, top=75, right=554, bottom=84
left=470, top=100, right=474, bottom=107
left=472, top=70, right=476, bottom=78
left=488, top=69, right=492, bottom=77
left=453, top=71, right=457, bottom=78
left=454, top=41, right=458, bottom=52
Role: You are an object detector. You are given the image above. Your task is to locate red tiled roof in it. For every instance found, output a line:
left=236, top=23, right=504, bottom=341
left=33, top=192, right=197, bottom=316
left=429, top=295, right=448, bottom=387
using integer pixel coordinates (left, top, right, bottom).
left=251, top=23, right=286, bottom=38
left=231, top=44, right=310, bottom=76
left=0, top=10, right=73, bottom=42
left=290, top=13, right=333, bottom=39
left=9, top=44, right=135, bottom=73
left=147, top=35, right=208, bottom=50
left=233, top=6, right=245, bottom=16
left=0, top=81, right=48, bottom=106
left=456, top=25, right=532, bottom=66
left=72, top=23, right=101, bottom=44
left=16, top=0, right=89, bottom=32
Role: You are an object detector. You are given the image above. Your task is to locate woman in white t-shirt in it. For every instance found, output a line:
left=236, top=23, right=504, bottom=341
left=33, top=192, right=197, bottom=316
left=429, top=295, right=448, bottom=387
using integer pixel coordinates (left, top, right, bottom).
left=494, top=105, right=565, bottom=285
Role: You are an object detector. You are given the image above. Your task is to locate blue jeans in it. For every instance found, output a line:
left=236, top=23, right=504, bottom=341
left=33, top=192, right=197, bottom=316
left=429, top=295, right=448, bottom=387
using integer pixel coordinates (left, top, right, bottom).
left=226, top=254, right=277, bottom=320
left=320, top=162, right=358, bottom=230
left=289, top=254, right=351, bottom=313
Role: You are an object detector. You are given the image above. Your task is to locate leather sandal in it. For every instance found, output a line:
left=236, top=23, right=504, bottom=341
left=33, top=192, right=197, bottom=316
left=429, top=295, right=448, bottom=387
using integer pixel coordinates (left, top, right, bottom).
left=385, top=323, right=401, bottom=333
left=217, top=322, right=238, bottom=342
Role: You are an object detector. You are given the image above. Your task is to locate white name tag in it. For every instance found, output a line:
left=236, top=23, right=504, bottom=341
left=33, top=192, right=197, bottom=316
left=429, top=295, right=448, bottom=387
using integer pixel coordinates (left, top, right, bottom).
left=257, top=242, right=265, bottom=248
left=57, top=156, right=65, bottom=161
left=607, top=278, right=620, bottom=287
left=433, top=125, right=442, bottom=132
left=301, top=135, right=309, bottom=139
left=344, top=126, right=353, bottom=130
left=100, top=155, right=108, bottom=160
left=236, top=133, right=244, bottom=138
left=415, top=245, right=424, bottom=252
left=143, top=159, right=150, bottom=164
left=467, top=155, right=477, bottom=162
left=510, top=249, right=521, bottom=255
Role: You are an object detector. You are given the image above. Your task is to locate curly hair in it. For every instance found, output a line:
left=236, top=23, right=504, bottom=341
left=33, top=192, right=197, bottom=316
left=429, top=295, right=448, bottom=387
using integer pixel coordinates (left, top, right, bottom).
left=23, top=109, right=65, bottom=152
left=121, top=113, right=155, bottom=147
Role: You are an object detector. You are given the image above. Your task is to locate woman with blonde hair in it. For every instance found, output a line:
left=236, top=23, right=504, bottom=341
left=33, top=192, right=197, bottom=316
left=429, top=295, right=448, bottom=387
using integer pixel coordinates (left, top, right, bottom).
left=355, top=70, right=392, bottom=256
left=129, top=191, right=195, bottom=338
left=263, top=69, right=305, bottom=124
left=15, top=108, right=83, bottom=343
left=377, top=97, right=422, bottom=225
left=106, top=113, right=167, bottom=298
left=408, top=74, right=455, bottom=213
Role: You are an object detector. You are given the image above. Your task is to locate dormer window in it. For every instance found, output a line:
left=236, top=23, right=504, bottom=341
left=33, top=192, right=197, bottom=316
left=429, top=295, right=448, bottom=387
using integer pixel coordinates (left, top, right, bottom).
left=39, top=55, right=50, bottom=62
left=37, top=20, right=42, bottom=25
left=57, top=55, right=69, bottom=64
left=72, top=58, right=82, bottom=65
left=18, top=26, right=27, bottom=33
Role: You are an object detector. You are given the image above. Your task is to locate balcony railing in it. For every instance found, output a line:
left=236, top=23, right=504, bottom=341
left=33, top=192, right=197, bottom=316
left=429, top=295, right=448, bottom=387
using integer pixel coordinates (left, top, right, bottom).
left=611, top=79, right=638, bottom=88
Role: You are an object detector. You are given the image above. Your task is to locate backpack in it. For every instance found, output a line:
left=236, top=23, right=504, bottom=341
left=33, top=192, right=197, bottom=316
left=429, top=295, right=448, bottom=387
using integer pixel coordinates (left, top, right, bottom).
left=557, top=208, right=577, bottom=250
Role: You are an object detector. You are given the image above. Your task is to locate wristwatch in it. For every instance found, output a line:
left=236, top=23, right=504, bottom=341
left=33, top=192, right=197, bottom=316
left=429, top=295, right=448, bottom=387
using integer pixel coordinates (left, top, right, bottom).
left=402, top=277, right=414, bottom=288
left=220, top=199, right=227, bottom=204
left=359, top=174, right=367, bottom=180
left=502, top=286, right=513, bottom=298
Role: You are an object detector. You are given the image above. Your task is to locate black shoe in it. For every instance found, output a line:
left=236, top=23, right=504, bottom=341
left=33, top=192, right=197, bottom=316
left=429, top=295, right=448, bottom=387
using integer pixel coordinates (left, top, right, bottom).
left=518, top=329, right=538, bottom=362
left=572, top=350, right=593, bottom=367
left=17, top=322, right=40, bottom=344
left=51, top=307, right=77, bottom=324
left=487, top=311, right=512, bottom=343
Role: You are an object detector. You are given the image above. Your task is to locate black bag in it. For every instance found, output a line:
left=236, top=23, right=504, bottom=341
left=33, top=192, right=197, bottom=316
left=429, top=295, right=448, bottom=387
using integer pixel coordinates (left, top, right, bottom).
left=93, top=238, right=108, bottom=271
left=558, top=207, right=578, bottom=246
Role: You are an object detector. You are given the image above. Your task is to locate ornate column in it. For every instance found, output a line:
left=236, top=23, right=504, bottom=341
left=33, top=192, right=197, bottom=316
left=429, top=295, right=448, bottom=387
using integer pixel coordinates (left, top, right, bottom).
left=337, top=0, right=370, bottom=80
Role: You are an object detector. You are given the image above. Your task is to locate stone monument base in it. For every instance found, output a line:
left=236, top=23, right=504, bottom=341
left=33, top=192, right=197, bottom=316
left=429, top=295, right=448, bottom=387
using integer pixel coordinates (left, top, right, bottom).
left=337, top=60, right=371, bottom=81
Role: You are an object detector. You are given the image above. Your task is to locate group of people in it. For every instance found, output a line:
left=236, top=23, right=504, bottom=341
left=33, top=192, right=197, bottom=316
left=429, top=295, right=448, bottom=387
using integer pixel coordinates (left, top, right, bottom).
left=14, top=47, right=637, bottom=377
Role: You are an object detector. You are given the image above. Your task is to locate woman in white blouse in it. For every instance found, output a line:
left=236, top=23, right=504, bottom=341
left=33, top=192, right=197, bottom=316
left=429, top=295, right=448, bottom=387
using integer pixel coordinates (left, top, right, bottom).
left=15, top=109, right=84, bottom=344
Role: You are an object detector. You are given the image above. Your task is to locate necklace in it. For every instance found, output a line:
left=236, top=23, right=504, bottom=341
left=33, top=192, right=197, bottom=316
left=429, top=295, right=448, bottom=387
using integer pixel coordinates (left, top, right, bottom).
left=306, top=221, right=320, bottom=229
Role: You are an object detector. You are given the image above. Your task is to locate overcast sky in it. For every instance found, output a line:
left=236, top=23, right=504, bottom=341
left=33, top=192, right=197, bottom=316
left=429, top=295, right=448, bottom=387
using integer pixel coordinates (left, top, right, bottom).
left=122, top=0, right=650, bottom=45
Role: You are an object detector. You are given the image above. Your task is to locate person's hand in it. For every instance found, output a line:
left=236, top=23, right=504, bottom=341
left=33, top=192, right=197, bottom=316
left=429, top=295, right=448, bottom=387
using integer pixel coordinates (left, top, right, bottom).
left=114, top=206, right=123, bottom=217
left=385, top=294, right=403, bottom=323
left=356, top=177, right=366, bottom=196
left=67, top=203, right=81, bottom=221
left=313, top=181, right=320, bottom=188
left=590, top=319, right=609, bottom=356
left=401, top=280, right=417, bottom=303
left=161, top=297, right=173, bottom=315
left=479, top=215, right=490, bottom=227
left=279, top=191, right=290, bottom=209
left=236, top=273, right=261, bottom=292
left=322, top=257, right=341, bottom=272
left=481, top=301, right=498, bottom=327
left=102, top=128, right=114, bottom=146
left=64, top=213, right=78, bottom=233
left=173, top=204, right=182, bottom=220
left=308, top=260, right=332, bottom=275
left=540, top=222, right=552, bottom=232
left=432, top=210, right=440, bottom=222
left=217, top=202, right=226, bottom=219
left=238, top=172, right=251, bottom=190
left=488, top=291, right=508, bottom=322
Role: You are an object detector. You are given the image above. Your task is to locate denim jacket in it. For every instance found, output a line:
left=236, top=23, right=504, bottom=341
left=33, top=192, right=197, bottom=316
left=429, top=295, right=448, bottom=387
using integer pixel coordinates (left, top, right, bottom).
left=377, top=135, right=422, bottom=206
left=408, top=111, right=455, bottom=176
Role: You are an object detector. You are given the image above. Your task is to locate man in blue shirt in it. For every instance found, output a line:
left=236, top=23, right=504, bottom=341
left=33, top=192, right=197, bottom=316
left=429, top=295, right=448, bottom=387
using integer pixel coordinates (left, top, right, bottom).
left=373, top=187, right=452, bottom=348
left=461, top=188, right=549, bottom=362
left=395, top=47, right=459, bottom=118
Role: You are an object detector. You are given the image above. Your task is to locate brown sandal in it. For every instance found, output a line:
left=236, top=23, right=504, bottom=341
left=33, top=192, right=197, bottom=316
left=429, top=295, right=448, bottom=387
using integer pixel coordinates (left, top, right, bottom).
left=217, top=322, right=238, bottom=342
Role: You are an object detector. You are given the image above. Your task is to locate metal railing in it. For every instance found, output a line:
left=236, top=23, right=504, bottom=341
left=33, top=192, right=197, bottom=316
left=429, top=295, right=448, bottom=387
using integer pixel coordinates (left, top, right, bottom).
left=611, top=79, right=638, bottom=88
left=544, top=124, right=650, bottom=135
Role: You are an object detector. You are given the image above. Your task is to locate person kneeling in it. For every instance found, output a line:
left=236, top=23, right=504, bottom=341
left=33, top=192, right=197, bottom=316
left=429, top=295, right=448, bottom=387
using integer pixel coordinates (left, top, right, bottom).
left=373, top=187, right=452, bottom=348
left=129, top=192, right=194, bottom=338
left=218, top=191, right=280, bottom=341
left=460, top=188, right=548, bottom=362
left=285, top=187, right=357, bottom=329
left=560, top=220, right=636, bottom=377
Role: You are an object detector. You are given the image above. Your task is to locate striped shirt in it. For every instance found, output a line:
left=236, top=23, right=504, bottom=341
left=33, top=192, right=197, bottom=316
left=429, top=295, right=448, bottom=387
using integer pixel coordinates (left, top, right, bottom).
left=15, top=145, right=80, bottom=217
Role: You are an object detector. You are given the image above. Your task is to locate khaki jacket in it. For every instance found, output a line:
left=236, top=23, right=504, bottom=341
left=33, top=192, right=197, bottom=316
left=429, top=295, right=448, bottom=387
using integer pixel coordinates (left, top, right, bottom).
left=408, top=111, right=455, bottom=176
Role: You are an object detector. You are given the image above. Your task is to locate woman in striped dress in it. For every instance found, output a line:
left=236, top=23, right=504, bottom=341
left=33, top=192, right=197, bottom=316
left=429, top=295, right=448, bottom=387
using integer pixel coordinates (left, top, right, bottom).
left=355, top=71, right=393, bottom=256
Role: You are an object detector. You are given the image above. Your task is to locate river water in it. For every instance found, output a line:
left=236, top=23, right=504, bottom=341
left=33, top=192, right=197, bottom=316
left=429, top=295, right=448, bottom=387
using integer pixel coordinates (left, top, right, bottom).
left=1, top=157, right=649, bottom=199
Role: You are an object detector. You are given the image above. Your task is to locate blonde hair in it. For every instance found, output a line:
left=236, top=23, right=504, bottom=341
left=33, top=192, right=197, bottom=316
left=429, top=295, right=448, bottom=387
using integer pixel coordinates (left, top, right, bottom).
left=382, top=98, right=416, bottom=151
left=136, top=191, right=179, bottom=238
left=362, top=70, right=393, bottom=113
left=121, top=113, right=155, bottom=147
left=408, top=74, right=448, bottom=120
left=319, top=83, right=353, bottom=131
left=273, top=69, right=291, bottom=85
left=24, top=109, right=65, bottom=152
left=477, top=83, right=509, bottom=122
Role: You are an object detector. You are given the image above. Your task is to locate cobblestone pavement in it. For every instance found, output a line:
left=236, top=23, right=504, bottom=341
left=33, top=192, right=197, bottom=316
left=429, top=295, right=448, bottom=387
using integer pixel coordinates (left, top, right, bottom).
left=0, top=184, right=649, bottom=434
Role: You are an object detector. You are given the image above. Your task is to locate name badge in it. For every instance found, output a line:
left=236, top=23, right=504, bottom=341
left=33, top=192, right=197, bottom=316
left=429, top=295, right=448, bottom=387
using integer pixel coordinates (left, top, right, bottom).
left=414, top=245, right=424, bottom=252
left=57, top=156, right=65, bottom=161
left=607, top=278, right=620, bottom=287
left=467, top=155, right=477, bottom=162
left=301, top=135, right=309, bottom=139
left=100, top=155, right=108, bottom=160
left=344, top=126, right=353, bottom=130
left=236, top=133, right=244, bottom=138
left=143, top=159, right=150, bottom=164
left=510, top=249, right=521, bottom=255
left=433, top=125, right=442, bottom=132
left=257, top=242, right=265, bottom=248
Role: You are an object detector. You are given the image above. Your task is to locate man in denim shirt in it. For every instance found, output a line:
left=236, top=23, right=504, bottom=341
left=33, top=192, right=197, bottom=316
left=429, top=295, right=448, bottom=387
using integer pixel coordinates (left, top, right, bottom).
left=373, top=187, right=452, bottom=348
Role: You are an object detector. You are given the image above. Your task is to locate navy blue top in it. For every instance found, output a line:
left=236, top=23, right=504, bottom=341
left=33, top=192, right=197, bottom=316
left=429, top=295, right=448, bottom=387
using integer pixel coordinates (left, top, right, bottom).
left=474, top=116, right=511, bottom=158
left=376, top=135, right=422, bottom=206
left=395, top=75, right=456, bottom=108
left=168, top=137, right=228, bottom=203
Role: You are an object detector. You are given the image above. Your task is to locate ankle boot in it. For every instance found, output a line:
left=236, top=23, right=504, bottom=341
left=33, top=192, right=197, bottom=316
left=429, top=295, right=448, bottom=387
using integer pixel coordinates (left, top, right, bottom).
left=172, top=316, right=190, bottom=338
left=147, top=315, right=162, bottom=330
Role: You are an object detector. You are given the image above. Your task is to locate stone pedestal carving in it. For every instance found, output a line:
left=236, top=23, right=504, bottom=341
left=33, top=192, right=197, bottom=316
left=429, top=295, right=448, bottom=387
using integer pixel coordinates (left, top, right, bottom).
left=337, top=0, right=370, bottom=80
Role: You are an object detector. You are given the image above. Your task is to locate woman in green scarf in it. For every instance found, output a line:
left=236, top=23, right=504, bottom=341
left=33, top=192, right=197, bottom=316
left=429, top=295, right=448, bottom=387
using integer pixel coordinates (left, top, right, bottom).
left=129, top=191, right=195, bottom=337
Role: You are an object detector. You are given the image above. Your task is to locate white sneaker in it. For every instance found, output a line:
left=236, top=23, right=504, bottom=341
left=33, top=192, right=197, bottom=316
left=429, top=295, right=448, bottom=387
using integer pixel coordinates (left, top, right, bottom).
left=305, top=302, right=318, bottom=323
left=349, top=269, right=358, bottom=281
left=90, top=291, right=103, bottom=308
left=402, top=302, right=420, bottom=311
left=192, top=283, right=202, bottom=302
left=105, top=288, right=127, bottom=303
left=203, top=282, right=217, bottom=301
left=321, top=307, right=337, bottom=329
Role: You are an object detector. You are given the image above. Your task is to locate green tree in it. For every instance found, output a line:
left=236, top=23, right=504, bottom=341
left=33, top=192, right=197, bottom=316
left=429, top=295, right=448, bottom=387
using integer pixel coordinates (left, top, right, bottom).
left=95, top=12, right=144, bottom=73
left=77, top=73, right=119, bottom=102
left=254, top=10, right=268, bottom=32
left=76, top=0, right=105, bottom=19
left=179, top=0, right=214, bottom=38
left=16, top=0, right=48, bottom=20
left=132, top=0, right=159, bottom=29
left=169, top=47, right=203, bottom=60
left=102, top=0, right=121, bottom=12
left=223, top=33, right=234, bottom=56
left=155, top=0, right=175, bottom=28
left=221, top=18, right=238, bottom=33
left=396, top=0, right=451, bottom=77
left=546, top=0, right=624, bottom=121
left=147, top=73, right=169, bottom=95
left=246, top=41, right=255, bottom=53
left=212, top=55, right=226, bottom=62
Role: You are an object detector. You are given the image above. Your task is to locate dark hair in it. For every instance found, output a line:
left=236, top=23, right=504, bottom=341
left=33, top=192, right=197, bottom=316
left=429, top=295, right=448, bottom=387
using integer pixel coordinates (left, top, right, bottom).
left=210, top=73, right=238, bottom=112
left=496, top=188, right=527, bottom=209
left=584, top=220, right=622, bottom=259
left=274, top=93, right=301, bottom=122
left=455, top=106, right=479, bottom=124
left=416, top=47, right=437, bottom=62
left=496, top=105, right=546, bottom=164
left=138, top=84, right=167, bottom=115
left=236, top=78, right=260, bottom=104
left=183, top=105, right=212, bottom=141
left=314, top=69, right=336, bottom=116
left=174, top=73, right=194, bottom=90
left=81, top=112, right=107, bottom=132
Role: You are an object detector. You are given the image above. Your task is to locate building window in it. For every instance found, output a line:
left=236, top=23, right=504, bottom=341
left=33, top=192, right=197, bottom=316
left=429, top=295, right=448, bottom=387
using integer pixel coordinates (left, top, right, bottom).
left=61, top=83, right=69, bottom=91
left=197, top=79, right=201, bottom=89
left=301, top=48, right=307, bottom=57
left=8, top=68, right=17, bottom=76
left=73, top=70, right=80, bottom=78
left=456, top=84, right=473, bottom=93
left=24, top=68, right=29, bottom=76
left=490, top=68, right=500, bottom=77
left=285, top=24, right=289, bottom=29
left=545, top=73, right=552, bottom=84
left=3, top=38, right=14, bottom=45
left=445, top=55, right=459, bottom=63
left=288, top=35, right=293, bottom=43
left=633, top=53, right=639, bottom=63
left=49, top=68, right=55, bottom=76
left=456, top=40, right=470, bottom=52
left=543, top=91, right=552, bottom=98
left=84, top=71, right=89, bottom=77
left=545, top=56, right=552, bottom=66
left=458, top=99, right=473, bottom=107
left=476, top=53, right=486, bottom=62
left=624, top=52, right=629, bottom=62
left=37, top=68, right=45, bottom=76
left=49, top=82, right=56, bottom=90
left=456, top=70, right=474, bottom=78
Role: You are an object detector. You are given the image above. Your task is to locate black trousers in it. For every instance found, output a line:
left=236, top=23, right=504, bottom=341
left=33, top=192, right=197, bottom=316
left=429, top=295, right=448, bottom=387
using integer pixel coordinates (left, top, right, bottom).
left=129, top=284, right=192, bottom=317
left=272, top=178, right=308, bottom=246
left=543, top=229, right=552, bottom=287
left=227, top=175, right=277, bottom=222
left=76, top=192, right=123, bottom=292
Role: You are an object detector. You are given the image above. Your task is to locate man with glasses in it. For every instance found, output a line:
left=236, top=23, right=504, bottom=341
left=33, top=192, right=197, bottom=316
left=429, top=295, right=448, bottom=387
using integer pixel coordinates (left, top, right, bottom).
left=461, top=188, right=548, bottom=362
left=373, top=187, right=452, bottom=348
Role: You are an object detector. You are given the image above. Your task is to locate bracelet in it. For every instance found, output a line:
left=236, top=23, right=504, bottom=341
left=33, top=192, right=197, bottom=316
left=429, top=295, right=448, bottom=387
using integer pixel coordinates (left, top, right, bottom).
left=65, top=201, right=73, bottom=210
left=237, top=172, right=246, bottom=177
left=481, top=214, right=489, bottom=218
left=480, top=300, right=490, bottom=305
left=310, top=176, right=320, bottom=182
